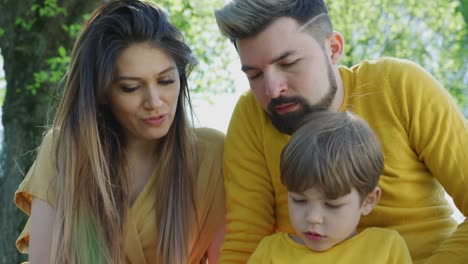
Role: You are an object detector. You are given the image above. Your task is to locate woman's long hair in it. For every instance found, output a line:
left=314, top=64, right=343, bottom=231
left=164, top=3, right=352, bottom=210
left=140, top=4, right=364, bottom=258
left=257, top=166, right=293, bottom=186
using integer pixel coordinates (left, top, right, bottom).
left=49, top=1, right=198, bottom=263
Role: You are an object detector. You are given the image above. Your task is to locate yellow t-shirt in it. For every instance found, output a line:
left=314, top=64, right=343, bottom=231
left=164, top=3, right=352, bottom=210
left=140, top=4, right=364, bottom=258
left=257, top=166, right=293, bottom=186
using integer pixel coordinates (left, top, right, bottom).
left=221, top=58, right=468, bottom=264
left=15, top=127, right=225, bottom=264
left=247, top=228, right=412, bottom=264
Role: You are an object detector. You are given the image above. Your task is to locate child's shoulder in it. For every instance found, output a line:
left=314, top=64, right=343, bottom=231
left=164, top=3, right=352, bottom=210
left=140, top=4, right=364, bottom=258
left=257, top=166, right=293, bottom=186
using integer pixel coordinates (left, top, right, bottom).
left=364, top=227, right=401, bottom=236
left=360, top=227, right=405, bottom=244
left=259, top=232, right=287, bottom=243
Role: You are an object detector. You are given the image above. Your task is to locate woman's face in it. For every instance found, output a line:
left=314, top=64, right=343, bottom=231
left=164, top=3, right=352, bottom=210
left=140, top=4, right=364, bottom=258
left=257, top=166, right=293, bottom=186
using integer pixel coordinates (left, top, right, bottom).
left=108, top=42, right=180, bottom=143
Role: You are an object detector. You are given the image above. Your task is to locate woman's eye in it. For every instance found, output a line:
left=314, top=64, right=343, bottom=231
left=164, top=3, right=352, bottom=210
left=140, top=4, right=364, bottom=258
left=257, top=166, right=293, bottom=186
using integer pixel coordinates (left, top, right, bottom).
left=159, top=79, right=175, bottom=85
left=121, top=86, right=139, bottom=93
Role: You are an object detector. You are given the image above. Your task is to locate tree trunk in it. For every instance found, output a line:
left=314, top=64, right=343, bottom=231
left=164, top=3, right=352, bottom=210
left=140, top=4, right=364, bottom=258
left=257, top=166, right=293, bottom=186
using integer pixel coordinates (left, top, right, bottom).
left=0, top=1, right=103, bottom=263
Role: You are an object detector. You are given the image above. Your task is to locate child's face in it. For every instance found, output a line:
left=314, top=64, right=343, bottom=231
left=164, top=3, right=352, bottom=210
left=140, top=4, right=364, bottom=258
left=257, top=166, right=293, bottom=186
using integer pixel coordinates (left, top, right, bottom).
left=288, top=186, right=368, bottom=252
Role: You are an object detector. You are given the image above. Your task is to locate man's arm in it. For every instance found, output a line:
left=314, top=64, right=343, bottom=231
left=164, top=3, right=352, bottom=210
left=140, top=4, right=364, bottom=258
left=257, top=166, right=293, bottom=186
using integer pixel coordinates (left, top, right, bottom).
left=220, top=93, right=276, bottom=263
left=399, top=61, right=468, bottom=263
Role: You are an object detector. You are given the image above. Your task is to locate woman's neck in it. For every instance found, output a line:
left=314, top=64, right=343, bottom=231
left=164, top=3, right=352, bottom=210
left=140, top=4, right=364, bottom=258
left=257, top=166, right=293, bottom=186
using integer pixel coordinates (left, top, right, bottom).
left=125, top=138, right=159, bottom=206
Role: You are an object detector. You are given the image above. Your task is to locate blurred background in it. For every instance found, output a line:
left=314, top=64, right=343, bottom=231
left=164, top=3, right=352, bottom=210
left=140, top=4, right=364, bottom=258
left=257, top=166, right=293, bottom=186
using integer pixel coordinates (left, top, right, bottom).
left=0, top=0, right=466, bottom=263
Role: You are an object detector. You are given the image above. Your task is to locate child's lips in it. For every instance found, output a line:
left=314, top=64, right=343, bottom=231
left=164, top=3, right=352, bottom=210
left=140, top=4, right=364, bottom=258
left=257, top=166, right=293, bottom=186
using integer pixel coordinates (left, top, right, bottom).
left=304, top=231, right=324, bottom=241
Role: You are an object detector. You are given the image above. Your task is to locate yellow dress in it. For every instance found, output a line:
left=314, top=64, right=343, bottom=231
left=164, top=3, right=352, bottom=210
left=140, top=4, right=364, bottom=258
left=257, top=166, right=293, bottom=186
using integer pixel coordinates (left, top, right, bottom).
left=15, top=127, right=225, bottom=263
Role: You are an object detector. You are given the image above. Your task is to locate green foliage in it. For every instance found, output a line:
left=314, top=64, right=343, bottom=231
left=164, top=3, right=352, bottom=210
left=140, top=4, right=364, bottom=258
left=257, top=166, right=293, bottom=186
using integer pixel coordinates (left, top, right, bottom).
left=15, top=0, right=66, bottom=31
left=31, top=0, right=67, bottom=18
left=62, top=13, right=91, bottom=39
left=27, top=46, right=69, bottom=95
left=0, top=27, right=5, bottom=38
left=154, top=0, right=236, bottom=95
left=25, top=0, right=234, bottom=98
left=11, top=1, right=78, bottom=97
left=326, top=0, right=468, bottom=107
left=25, top=11, right=88, bottom=96
left=459, top=0, right=468, bottom=23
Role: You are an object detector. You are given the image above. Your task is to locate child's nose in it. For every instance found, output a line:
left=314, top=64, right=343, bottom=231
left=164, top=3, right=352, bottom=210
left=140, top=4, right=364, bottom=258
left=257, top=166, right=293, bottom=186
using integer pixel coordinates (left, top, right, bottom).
left=306, top=209, right=324, bottom=224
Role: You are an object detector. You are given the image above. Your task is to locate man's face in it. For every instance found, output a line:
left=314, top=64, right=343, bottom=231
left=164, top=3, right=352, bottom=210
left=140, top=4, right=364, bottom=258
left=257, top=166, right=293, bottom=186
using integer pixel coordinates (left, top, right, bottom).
left=237, top=17, right=338, bottom=134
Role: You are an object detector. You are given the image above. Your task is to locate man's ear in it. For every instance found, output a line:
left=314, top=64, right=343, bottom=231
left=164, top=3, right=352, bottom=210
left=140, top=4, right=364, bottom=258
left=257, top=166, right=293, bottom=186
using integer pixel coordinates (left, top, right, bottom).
left=361, top=186, right=381, bottom=216
left=326, top=31, right=344, bottom=65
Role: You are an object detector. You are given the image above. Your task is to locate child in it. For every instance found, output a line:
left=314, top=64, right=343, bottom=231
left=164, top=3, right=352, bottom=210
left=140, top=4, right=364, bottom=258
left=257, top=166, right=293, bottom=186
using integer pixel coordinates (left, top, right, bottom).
left=248, top=111, right=412, bottom=263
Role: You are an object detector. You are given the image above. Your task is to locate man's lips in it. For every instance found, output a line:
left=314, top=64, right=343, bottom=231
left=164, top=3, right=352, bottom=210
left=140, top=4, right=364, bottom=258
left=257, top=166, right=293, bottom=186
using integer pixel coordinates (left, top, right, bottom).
left=304, top=232, right=324, bottom=241
left=274, top=102, right=299, bottom=115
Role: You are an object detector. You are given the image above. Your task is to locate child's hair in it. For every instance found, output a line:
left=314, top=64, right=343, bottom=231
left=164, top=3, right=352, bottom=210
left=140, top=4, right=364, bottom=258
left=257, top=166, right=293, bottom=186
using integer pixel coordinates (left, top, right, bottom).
left=280, top=111, right=383, bottom=201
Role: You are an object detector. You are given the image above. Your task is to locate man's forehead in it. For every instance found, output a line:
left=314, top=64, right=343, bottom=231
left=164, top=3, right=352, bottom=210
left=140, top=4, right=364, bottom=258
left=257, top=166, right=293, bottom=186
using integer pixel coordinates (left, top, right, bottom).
left=240, top=50, right=297, bottom=72
left=237, top=31, right=321, bottom=70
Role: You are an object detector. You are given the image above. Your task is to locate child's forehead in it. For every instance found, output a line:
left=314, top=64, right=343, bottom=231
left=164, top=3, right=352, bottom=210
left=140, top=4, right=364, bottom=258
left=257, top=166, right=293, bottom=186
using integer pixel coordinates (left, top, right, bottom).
left=289, top=186, right=356, bottom=200
left=290, top=186, right=326, bottom=198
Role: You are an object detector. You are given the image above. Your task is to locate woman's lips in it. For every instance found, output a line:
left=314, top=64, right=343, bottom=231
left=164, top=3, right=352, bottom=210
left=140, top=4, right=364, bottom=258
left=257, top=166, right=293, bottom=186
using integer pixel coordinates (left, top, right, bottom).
left=143, top=115, right=166, bottom=126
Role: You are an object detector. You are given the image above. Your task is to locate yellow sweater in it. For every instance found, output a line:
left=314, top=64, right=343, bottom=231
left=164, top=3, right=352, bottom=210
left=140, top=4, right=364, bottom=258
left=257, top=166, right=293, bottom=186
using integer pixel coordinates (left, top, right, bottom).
left=15, top=127, right=225, bottom=264
left=248, top=228, right=412, bottom=263
left=221, top=58, right=468, bottom=264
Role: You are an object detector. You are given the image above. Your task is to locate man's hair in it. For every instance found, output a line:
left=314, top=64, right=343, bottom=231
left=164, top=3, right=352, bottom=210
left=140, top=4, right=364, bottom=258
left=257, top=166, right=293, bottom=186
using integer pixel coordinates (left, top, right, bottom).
left=215, top=0, right=332, bottom=45
left=280, top=111, right=383, bottom=201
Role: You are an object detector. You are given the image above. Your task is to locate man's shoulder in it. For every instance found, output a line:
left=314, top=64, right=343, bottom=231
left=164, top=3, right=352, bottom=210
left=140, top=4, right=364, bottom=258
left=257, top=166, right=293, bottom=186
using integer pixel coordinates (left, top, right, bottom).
left=229, top=90, right=270, bottom=128
left=345, top=57, right=424, bottom=77
left=351, top=57, right=415, bottom=67
left=235, top=90, right=260, bottom=109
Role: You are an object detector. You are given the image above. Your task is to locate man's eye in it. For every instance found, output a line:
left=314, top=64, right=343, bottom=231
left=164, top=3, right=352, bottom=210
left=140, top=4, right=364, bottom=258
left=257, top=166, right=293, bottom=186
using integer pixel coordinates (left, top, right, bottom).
left=280, top=60, right=298, bottom=68
left=246, top=72, right=262, bottom=80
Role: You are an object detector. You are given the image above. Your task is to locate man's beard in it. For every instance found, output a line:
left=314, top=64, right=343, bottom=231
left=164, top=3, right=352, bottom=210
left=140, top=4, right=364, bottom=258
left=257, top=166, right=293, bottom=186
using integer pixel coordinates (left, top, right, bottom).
left=266, top=63, right=337, bottom=135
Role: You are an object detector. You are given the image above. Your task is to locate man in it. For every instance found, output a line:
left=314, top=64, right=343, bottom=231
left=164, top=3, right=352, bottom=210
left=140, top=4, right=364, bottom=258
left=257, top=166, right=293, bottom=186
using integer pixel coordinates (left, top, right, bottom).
left=214, top=0, right=468, bottom=263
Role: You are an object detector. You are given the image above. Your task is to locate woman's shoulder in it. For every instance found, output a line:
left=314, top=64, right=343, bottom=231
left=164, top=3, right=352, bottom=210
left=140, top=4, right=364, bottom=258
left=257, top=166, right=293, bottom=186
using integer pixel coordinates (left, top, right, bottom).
left=194, top=127, right=225, bottom=154
left=15, top=129, right=57, bottom=214
left=192, top=127, right=224, bottom=182
left=195, top=127, right=225, bottom=141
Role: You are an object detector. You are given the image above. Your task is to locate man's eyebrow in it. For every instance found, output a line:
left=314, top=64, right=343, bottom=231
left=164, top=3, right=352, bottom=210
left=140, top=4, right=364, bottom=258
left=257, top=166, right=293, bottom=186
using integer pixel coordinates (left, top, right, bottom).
left=270, top=51, right=295, bottom=64
left=241, top=51, right=296, bottom=73
left=241, top=65, right=256, bottom=73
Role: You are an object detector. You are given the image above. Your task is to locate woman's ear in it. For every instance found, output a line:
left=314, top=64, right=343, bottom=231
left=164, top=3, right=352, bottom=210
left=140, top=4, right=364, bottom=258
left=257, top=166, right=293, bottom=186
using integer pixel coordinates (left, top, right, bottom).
left=326, top=31, right=344, bottom=65
left=360, top=186, right=381, bottom=216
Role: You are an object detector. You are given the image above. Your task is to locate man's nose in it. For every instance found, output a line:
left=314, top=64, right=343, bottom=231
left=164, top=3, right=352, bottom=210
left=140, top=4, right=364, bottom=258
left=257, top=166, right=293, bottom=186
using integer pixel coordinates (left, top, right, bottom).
left=264, top=70, right=287, bottom=98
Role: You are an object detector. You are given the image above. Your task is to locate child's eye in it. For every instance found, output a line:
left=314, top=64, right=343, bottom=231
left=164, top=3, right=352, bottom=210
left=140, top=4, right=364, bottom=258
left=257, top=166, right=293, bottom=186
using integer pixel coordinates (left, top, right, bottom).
left=292, top=198, right=307, bottom=204
left=325, top=203, right=342, bottom=209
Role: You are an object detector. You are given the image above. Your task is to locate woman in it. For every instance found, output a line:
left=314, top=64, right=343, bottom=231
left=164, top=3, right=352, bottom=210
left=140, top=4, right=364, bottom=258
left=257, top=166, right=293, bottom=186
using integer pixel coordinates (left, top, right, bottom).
left=14, top=1, right=225, bottom=263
